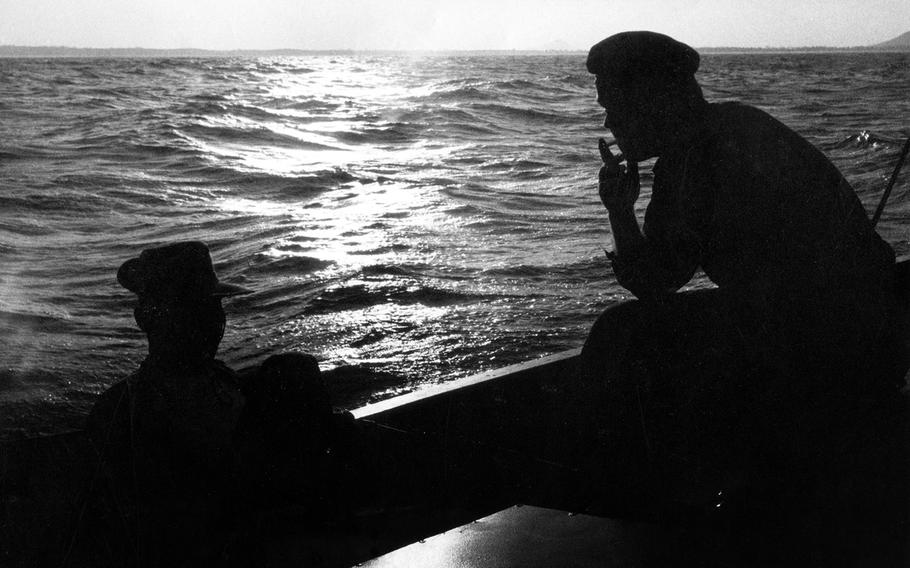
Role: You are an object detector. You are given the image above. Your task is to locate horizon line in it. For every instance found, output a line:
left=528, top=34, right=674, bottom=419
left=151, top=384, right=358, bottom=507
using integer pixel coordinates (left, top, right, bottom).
left=1, top=43, right=906, bottom=55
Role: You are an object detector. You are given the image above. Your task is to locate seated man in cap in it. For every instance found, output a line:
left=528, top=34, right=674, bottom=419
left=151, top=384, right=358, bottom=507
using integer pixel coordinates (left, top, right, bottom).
left=581, top=32, right=905, bottom=516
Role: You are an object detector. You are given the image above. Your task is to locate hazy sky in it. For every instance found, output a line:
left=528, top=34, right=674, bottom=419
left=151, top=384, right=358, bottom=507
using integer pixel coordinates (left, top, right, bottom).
left=1, top=0, right=907, bottom=50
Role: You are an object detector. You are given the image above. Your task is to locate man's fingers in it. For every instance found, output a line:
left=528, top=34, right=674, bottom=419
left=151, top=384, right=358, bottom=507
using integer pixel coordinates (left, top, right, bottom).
left=600, top=163, right=626, bottom=182
left=598, top=138, right=621, bottom=163
left=598, top=138, right=625, bottom=168
left=598, top=138, right=612, bottom=162
left=599, top=140, right=621, bottom=162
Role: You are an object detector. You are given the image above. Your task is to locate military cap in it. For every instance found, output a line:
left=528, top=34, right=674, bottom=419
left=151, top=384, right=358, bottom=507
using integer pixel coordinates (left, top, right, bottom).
left=586, top=31, right=699, bottom=84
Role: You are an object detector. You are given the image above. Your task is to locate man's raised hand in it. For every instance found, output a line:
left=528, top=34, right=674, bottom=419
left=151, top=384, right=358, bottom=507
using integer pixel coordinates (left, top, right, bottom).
left=598, top=138, right=639, bottom=211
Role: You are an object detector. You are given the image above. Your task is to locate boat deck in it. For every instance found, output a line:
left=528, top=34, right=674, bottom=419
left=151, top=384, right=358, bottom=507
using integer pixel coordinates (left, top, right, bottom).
left=2, top=259, right=909, bottom=566
left=359, top=505, right=695, bottom=568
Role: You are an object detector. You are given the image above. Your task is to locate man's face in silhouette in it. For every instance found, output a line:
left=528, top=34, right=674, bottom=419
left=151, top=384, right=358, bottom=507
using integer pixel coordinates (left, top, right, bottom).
left=595, top=75, right=664, bottom=162
left=135, top=296, right=226, bottom=360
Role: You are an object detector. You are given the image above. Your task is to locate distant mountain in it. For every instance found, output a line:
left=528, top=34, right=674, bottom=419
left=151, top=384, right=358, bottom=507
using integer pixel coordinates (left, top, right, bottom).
left=699, top=30, right=910, bottom=53
left=874, top=31, right=910, bottom=49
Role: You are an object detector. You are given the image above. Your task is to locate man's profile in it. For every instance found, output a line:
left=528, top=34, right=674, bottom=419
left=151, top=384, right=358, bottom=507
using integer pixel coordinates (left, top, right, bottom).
left=580, top=31, right=907, bottom=553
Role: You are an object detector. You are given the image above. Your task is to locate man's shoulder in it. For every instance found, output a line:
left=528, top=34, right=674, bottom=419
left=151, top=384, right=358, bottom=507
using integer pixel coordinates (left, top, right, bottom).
left=710, top=100, right=759, bottom=115
left=88, top=378, right=129, bottom=419
left=85, top=369, right=155, bottom=427
left=709, top=101, right=775, bottom=124
left=707, top=102, right=791, bottom=142
left=704, top=101, right=818, bottom=164
left=85, top=375, right=136, bottom=447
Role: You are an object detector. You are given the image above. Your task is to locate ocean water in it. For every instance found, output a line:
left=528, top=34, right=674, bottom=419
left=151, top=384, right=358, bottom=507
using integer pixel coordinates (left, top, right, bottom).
left=1, top=52, right=908, bottom=440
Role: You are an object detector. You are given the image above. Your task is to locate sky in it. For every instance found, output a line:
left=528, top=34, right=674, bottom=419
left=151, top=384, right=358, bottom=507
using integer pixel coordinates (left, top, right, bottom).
left=1, top=0, right=907, bottom=51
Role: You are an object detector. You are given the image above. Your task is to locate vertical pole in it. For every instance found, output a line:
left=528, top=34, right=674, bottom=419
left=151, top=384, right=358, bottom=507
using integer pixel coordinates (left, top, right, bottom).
left=872, top=137, right=910, bottom=228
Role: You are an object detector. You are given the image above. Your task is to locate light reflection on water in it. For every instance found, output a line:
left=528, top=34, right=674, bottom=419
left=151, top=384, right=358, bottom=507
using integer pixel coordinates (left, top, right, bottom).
left=1, top=52, right=908, bottom=438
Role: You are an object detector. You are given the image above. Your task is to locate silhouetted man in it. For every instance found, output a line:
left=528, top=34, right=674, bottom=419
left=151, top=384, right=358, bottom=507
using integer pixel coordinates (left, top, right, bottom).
left=85, top=241, right=360, bottom=565
left=86, top=241, right=250, bottom=565
left=581, top=32, right=906, bottom=560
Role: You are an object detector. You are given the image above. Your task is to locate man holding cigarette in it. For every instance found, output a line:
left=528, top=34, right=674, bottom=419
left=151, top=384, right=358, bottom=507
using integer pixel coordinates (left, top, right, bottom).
left=581, top=31, right=904, bottom=525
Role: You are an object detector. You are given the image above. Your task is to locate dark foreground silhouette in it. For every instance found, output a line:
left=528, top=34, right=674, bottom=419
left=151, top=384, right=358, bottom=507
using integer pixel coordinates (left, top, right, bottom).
left=77, top=242, right=362, bottom=566
left=581, top=31, right=910, bottom=566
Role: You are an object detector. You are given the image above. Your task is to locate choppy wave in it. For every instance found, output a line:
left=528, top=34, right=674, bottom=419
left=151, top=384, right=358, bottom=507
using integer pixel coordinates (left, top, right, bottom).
left=304, top=281, right=486, bottom=314
left=834, top=130, right=905, bottom=149
left=181, top=124, right=343, bottom=151
left=0, top=310, right=77, bottom=334
left=1, top=51, right=909, bottom=440
left=254, top=255, right=335, bottom=275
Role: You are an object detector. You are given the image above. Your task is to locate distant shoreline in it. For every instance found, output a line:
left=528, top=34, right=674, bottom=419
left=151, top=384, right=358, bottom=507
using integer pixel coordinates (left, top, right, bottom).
left=1, top=45, right=909, bottom=58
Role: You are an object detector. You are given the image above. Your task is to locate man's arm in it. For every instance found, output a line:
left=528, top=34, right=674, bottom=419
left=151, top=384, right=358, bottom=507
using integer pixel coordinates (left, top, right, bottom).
left=600, top=160, right=645, bottom=257
left=599, top=156, right=699, bottom=299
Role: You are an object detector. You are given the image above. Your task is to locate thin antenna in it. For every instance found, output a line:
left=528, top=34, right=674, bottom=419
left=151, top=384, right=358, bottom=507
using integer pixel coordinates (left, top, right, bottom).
left=872, top=137, right=910, bottom=227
